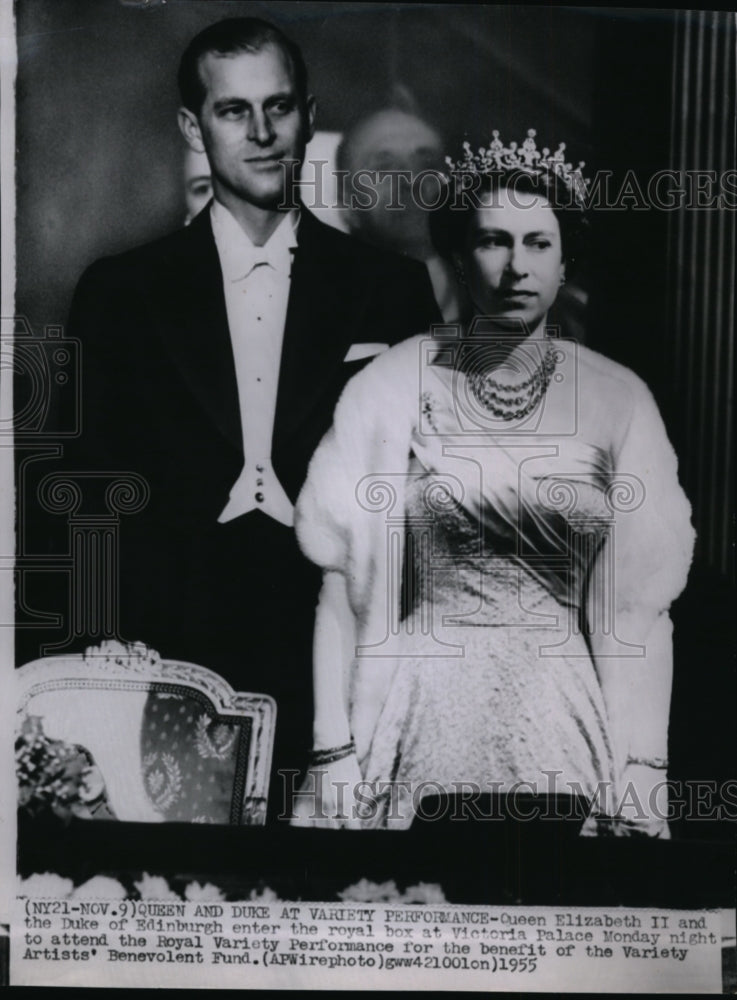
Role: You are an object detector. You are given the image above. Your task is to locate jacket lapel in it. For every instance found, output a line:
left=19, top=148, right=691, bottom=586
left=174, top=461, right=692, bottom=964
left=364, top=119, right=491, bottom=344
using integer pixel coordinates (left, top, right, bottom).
left=155, top=209, right=242, bottom=454
left=273, top=211, right=353, bottom=449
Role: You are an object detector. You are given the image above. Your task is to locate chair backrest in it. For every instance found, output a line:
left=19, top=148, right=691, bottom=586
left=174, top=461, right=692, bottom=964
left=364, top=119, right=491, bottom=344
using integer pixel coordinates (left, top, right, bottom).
left=16, top=646, right=276, bottom=825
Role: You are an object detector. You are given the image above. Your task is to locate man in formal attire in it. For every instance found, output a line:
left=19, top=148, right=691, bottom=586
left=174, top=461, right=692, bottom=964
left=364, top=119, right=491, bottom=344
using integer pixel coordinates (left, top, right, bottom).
left=64, top=18, right=440, bottom=818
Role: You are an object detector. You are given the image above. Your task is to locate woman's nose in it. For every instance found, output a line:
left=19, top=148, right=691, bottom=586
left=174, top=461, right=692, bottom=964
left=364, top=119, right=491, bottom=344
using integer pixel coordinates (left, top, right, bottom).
left=505, top=244, right=529, bottom=279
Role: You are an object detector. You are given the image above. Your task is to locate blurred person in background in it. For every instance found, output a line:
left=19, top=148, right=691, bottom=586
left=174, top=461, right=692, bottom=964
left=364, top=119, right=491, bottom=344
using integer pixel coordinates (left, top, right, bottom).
left=183, top=146, right=213, bottom=225
left=337, top=99, right=463, bottom=323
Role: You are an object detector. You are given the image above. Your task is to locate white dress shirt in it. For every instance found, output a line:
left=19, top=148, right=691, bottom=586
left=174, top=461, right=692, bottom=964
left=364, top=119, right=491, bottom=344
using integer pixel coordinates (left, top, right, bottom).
left=211, top=200, right=298, bottom=527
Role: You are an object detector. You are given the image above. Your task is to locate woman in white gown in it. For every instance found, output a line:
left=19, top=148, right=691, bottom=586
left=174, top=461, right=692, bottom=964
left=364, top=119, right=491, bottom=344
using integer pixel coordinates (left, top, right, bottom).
left=291, top=131, right=695, bottom=834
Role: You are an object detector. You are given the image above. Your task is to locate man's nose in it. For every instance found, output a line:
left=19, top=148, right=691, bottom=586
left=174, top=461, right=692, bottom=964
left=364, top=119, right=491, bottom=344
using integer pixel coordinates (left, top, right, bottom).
left=247, top=109, right=275, bottom=145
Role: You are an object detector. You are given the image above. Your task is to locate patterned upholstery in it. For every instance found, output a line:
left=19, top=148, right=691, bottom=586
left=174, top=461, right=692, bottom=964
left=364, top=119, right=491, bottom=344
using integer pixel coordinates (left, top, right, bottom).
left=16, top=647, right=275, bottom=825
left=141, top=689, right=247, bottom=824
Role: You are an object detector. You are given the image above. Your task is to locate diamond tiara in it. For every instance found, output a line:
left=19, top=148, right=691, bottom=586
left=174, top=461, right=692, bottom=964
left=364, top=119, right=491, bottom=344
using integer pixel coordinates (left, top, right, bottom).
left=444, top=129, right=590, bottom=209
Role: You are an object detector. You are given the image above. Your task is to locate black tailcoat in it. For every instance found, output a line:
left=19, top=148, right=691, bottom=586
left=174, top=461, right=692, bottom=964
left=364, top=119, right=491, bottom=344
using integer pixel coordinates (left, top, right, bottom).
left=59, top=207, right=440, bottom=799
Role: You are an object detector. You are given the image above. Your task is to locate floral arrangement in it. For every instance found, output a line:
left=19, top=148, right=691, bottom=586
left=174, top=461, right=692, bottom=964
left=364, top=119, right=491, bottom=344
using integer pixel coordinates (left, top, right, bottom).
left=17, top=871, right=446, bottom=904
left=15, top=714, right=112, bottom=822
left=338, top=879, right=447, bottom=904
left=16, top=872, right=274, bottom=903
left=82, top=638, right=162, bottom=668
left=16, top=640, right=164, bottom=822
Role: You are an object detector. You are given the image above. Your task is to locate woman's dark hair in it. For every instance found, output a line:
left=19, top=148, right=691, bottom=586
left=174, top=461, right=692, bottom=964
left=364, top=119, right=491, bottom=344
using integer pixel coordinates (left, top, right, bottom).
left=430, top=168, right=589, bottom=275
left=178, top=17, right=309, bottom=115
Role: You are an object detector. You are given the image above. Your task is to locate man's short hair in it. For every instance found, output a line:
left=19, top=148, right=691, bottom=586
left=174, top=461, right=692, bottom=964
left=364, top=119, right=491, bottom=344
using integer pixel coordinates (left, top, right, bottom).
left=178, top=17, right=309, bottom=115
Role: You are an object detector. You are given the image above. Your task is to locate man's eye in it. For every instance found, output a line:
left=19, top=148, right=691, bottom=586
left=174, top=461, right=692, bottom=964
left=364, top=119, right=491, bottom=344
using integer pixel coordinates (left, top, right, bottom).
left=478, top=236, right=505, bottom=248
left=270, top=101, right=292, bottom=116
left=219, top=106, right=244, bottom=119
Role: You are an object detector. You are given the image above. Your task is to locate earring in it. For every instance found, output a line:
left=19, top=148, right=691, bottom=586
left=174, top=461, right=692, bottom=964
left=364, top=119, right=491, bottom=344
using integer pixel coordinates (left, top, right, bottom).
left=454, top=264, right=466, bottom=286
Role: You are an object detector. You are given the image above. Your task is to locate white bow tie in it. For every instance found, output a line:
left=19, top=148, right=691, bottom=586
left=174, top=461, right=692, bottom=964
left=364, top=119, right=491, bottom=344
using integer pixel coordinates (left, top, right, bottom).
left=230, top=247, right=293, bottom=282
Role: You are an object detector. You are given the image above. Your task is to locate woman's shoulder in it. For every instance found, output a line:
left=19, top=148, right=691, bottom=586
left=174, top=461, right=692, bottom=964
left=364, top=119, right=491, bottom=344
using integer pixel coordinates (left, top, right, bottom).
left=330, top=333, right=427, bottom=432
left=571, top=344, right=679, bottom=466
left=369, top=332, right=430, bottom=370
left=574, top=343, right=655, bottom=416
left=340, top=333, right=428, bottom=396
left=575, top=343, right=646, bottom=390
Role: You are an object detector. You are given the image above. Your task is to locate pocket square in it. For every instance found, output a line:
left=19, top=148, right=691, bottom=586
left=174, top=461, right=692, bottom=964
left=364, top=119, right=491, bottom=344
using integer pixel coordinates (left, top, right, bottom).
left=343, top=343, right=389, bottom=363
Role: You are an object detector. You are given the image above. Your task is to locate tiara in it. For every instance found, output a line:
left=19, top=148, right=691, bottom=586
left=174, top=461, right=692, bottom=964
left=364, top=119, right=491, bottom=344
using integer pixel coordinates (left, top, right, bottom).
left=444, top=129, right=590, bottom=209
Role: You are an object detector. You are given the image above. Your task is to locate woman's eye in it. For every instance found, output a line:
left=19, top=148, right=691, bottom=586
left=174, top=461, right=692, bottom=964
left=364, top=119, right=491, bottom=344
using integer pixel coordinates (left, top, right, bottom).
left=530, top=240, right=552, bottom=250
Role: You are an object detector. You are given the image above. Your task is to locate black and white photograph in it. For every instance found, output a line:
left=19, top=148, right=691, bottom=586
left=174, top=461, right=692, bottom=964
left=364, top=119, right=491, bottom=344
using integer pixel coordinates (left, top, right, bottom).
left=2, top=0, right=735, bottom=990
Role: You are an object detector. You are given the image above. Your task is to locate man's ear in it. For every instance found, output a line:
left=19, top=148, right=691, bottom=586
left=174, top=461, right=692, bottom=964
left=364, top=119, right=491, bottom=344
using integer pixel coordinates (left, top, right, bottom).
left=178, top=107, right=206, bottom=155
left=305, top=95, right=317, bottom=143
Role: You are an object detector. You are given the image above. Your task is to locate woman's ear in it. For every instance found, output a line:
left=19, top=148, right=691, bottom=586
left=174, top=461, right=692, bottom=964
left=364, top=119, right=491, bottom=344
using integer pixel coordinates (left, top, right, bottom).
left=559, top=260, right=567, bottom=286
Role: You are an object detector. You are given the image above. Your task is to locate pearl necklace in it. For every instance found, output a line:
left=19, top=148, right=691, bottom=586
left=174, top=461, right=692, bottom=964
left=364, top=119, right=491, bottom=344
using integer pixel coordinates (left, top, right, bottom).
left=467, top=343, right=557, bottom=420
